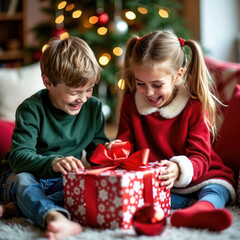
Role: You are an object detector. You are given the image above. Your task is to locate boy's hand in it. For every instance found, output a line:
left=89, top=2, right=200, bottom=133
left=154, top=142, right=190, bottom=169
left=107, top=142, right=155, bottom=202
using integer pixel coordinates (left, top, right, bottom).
left=105, top=139, right=122, bottom=150
left=158, top=160, right=180, bottom=189
left=52, top=156, right=85, bottom=175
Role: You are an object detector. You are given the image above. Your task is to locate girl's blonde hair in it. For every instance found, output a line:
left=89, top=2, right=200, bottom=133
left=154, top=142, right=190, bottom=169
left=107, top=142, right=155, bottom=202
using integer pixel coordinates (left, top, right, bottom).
left=118, top=30, right=220, bottom=139
left=40, top=36, right=101, bottom=87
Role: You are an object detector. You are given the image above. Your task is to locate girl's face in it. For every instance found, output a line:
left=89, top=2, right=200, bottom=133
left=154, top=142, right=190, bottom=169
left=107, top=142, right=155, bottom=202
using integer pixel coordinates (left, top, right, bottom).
left=133, top=64, right=183, bottom=108
left=43, top=76, right=94, bottom=115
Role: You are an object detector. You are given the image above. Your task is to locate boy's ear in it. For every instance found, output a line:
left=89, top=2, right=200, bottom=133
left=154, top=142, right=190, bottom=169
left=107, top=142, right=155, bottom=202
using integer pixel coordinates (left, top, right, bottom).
left=42, top=74, right=52, bottom=89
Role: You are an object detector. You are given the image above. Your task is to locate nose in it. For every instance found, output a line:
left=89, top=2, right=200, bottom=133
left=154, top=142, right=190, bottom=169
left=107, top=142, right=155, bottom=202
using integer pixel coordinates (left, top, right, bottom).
left=145, top=86, right=155, bottom=96
left=77, top=93, right=88, bottom=103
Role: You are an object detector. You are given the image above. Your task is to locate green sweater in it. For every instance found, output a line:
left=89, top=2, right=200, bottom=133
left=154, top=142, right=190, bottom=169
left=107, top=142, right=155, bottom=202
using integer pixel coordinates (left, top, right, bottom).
left=1, top=89, right=109, bottom=179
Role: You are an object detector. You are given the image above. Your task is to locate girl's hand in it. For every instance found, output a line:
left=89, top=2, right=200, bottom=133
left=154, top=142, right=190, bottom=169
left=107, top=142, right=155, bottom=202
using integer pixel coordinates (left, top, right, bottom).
left=158, top=160, right=180, bottom=189
left=104, top=139, right=122, bottom=150
left=52, top=156, right=85, bottom=175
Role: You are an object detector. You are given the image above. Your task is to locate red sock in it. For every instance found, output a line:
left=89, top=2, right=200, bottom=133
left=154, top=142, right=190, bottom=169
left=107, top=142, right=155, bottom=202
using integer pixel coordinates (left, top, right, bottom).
left=170, top=201, right=232, bottom=231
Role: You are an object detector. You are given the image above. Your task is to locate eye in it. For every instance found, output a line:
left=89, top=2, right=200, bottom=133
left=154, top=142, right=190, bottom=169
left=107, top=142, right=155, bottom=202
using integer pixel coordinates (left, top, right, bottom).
left=152, top=84, right=162, bottom=88
left=136, top=82, right=145, bottom=86
left=69, top=91, right=78, bottom=96
left=87, top=87, right=94, bottom=92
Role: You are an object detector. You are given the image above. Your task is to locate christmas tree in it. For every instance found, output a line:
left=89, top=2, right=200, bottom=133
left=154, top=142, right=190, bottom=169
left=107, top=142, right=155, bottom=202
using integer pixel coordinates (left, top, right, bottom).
left=31, top=0, right=189, bottom=121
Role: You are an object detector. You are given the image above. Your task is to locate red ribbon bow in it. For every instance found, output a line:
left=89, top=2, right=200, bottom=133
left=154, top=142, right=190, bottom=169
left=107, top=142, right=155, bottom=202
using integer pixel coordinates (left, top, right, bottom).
left=89, top=141, right=150, bottom=172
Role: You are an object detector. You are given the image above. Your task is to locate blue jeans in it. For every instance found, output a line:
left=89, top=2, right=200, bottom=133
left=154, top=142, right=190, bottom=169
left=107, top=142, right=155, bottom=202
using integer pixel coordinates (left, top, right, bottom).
left=171, top=184, right=230, bottom=210
left=0, top=172, right=70, bottom=228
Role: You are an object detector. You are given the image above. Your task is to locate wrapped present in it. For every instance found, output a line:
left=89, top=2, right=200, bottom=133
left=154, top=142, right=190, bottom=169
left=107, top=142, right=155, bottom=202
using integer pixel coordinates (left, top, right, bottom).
left=64, top=142, right=171, bottom=229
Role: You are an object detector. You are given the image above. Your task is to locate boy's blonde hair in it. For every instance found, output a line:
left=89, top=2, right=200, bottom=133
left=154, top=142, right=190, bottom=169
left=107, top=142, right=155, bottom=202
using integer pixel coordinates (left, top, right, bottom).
left=40, top=36, right=101, bottom=87
left=118, top=30, right=220, bottom=139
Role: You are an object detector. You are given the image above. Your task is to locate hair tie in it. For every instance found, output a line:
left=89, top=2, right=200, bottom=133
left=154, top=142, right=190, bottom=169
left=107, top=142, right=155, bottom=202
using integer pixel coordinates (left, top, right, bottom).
left=137, top=37, right=142, bottom=42
left=178, top=37, right=185, bottom=47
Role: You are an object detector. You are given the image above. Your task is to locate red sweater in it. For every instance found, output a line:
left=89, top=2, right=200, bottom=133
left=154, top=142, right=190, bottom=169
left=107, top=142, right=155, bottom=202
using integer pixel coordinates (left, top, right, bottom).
left=117, top=85, right=236, bottom=203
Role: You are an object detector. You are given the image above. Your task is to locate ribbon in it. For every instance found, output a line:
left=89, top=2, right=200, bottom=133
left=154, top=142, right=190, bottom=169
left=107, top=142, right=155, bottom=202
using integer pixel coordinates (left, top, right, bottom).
left=89, top=141, right=150, bottom=172
left=84, top=141, right=152, bottom=227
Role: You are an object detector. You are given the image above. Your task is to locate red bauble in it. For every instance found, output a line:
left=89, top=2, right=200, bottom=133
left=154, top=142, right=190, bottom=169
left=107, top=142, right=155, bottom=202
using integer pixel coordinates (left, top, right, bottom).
left=33, top=50, right=42, bottom=61
left=132, top=204, right=166, bottom=236
left=52, top=27, right=67, bottom=38
left=97, top=12, right=109, bottom=26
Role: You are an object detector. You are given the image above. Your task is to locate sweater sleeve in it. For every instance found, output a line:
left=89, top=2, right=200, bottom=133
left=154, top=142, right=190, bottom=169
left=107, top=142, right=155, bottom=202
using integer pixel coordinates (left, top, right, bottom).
left=170, top=101, right=212, bottom=187
left=8, top=103, right=62, bottom=179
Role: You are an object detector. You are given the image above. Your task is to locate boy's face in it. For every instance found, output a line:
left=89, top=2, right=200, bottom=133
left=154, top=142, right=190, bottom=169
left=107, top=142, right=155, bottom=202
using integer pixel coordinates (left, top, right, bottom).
left=45, top=78, right=95, bottom=115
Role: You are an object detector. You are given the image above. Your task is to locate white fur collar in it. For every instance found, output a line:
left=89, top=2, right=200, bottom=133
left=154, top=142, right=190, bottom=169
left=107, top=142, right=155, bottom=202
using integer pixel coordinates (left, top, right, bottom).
left=135, top=82, right=190, bottom=119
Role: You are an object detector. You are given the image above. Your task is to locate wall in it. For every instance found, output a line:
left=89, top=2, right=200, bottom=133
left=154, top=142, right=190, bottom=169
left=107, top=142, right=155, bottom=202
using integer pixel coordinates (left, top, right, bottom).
left=24, top=0, right=51, bottom=47
left=200, top=0, right=240, bottom=62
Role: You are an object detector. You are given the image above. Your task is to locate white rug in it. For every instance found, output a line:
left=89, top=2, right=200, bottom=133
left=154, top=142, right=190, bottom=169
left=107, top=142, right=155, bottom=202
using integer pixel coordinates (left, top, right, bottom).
left=0, top=206, right=239, bottom=240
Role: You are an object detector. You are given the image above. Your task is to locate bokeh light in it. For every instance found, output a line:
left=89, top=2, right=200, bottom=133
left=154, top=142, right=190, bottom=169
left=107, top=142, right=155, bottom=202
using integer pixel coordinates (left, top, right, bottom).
left=97, top=27, right=108, bottom=35
left=125, top=11, right=136, bottom=20
left=55, top=15, right=64, bottom=24
left=113, top=47, right=123, bottom=56
left=72, top=10, right=82, bottom=18
left=158, top=9, right=169, bottom=18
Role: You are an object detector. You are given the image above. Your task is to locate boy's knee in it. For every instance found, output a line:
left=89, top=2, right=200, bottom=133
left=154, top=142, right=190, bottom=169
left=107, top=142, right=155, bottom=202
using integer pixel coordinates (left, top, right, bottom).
left=10, top=172, right=37, bottom=189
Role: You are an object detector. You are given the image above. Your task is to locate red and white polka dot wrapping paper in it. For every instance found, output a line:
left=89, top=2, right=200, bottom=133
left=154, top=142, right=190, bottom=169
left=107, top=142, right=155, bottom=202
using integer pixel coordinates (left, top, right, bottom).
left=64, top=165, right=171, bottom=229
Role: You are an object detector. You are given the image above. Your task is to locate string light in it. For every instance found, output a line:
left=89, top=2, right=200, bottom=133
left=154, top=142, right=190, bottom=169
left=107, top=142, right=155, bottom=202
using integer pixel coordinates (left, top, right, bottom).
left=97, top=27, right=108, bottom=35
left=65, top=3, right=75, bottom=11
left=99, top=53, right=111, bottom=66
left=138, top=7, right=148, bottom=14
left=72, top=10, right=82, bottom=18
left=55, top=15, right=64, bottom=24
left=117, top=79, right=125, bottom=89
left=113, top=47, right=123, bottom=56
left=58, top=1, right=67, bottom=10
left=89, top=16, right=99, bottom=24
left=60, top=32, right=69, bottom=40
left=158, top=9, right=169, bottom=18
left=42, top=44, right=49, bottom=52
left=125, top=11, right=136, bottom=20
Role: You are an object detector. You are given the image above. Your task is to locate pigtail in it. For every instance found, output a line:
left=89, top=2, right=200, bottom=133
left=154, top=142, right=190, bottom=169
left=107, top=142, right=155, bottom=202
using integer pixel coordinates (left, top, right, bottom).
left=116, top=35, right=139, bottom=122
left=184, top=40, right=219, bottom=139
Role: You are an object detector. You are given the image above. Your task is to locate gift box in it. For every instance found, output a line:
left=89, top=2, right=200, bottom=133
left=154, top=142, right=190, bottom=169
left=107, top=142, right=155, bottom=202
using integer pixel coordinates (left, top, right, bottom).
left=64, top=142, right=171, bottom=229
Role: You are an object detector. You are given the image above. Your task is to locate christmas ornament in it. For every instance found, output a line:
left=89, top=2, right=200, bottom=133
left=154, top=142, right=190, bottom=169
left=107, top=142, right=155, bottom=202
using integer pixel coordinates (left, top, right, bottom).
left=97, top=12, right=109, bottom=26
left=110, top=16, right=128, bottom=34
left=52, top=27, right=67, bottom=38
left=33, top=50, right=42, bottom=61
left=132, top=204, right=166, bottom=236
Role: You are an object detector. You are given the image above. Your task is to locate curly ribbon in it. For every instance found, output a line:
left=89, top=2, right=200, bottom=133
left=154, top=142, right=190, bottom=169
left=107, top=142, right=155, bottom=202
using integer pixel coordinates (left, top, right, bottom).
left=83, top=142, right=153, bottom=227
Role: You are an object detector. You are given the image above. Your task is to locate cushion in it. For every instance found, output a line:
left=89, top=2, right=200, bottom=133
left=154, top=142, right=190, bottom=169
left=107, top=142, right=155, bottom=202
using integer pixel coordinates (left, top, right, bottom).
left=238, top=173, right=240, bottom=205
left=213, top=83, right=240, bottom=177
left=0, top=120, right=15, bottom=160
left=0, top=63, right=44, bottom=121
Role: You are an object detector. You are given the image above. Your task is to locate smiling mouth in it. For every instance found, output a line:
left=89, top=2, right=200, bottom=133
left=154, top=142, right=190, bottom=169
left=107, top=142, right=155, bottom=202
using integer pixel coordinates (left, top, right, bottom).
left=69, top=103, right=82, bottom=110
left=147, top=96, right=162, bottom=103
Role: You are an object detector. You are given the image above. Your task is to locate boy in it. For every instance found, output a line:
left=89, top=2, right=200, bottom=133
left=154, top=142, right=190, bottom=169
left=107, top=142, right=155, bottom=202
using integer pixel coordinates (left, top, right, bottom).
left=0, top=36, right=109, bottom=239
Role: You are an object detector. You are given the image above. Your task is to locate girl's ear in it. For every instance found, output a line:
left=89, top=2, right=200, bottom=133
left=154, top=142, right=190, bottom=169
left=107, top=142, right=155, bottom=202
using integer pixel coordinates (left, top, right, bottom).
left=42, top=74, right=53, bottom=89
left=174, top=68, right=184, bottom=83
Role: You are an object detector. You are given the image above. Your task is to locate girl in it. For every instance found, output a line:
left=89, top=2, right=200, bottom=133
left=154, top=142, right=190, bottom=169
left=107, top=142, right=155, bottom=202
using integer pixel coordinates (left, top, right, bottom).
left=113, top=30, right=236, bottom=231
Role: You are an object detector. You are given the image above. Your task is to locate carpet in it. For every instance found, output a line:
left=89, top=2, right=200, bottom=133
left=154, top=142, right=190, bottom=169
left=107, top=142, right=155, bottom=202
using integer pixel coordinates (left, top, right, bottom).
left=0, top=206, right=239, bottom=240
